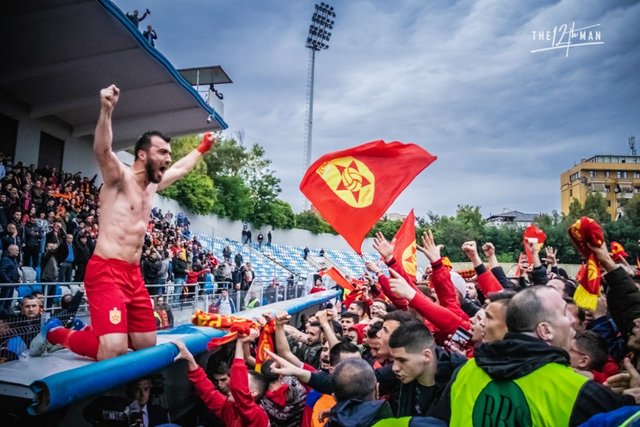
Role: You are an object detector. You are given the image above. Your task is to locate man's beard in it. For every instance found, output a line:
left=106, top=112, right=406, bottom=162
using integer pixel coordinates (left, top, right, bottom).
left=145, top=159, right=161, bottom=184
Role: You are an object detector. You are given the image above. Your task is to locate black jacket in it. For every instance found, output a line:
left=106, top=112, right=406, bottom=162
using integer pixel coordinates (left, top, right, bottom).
left=605, top=266, right=640, bottom=340
left=432, top=333, right=633, bottom=426
left=327, top=399, right=393, bottom=427
left=305, top=347, right=465, bottom=417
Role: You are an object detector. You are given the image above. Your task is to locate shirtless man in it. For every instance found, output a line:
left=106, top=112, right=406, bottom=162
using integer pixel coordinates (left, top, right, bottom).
left=43, top=84, right=215, bottom=360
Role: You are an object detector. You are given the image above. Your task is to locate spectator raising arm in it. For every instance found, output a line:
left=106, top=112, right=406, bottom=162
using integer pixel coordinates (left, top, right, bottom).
left=421, top=231, right=467, bottom=321
left=462, top=241, right=503, bottom=296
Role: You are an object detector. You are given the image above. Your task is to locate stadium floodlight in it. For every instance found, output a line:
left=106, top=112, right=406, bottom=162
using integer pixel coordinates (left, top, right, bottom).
left=303, top=3, right=336, bottom=209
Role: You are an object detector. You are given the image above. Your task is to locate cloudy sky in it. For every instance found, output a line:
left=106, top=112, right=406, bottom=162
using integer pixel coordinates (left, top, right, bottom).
left=114, top=0, right=640, bottom=218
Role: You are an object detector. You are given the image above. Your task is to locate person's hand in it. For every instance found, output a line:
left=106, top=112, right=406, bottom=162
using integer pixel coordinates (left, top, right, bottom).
left=461, top=241, right=478, bottom=259
left=587, top=241, right=617, bottom=273
left=444, top=334, right=467, bottom=357
left=623, top=387, right=640, bottom=404
left=373, top=232, right=395, bottom=262
left=273, top=311, right=291, bottom=326
left=365, top=261, right=381, bottom=275
left=482, top=243, right=495, bottom=259
left=544, top=247, right=558, bottom=266
left=606, top=358, right=640, bottom=393
left=172, top=340, right=198, bottom=370
left=197, top=132, right=216, bottom=154
left=590, top=294, right=608, bottom=320
left=388, top=268, right=416, bottom=300
left=263, top=349, right=301, bottom=377
left=417, top=230, right=443, bottom=263
left=517, top=259, right=530, bottom=277
left=316, top=309, right=330, bottom=325
left=238, top=328, right=259, bottom=344
left=100, top=85, right=120, bottom=111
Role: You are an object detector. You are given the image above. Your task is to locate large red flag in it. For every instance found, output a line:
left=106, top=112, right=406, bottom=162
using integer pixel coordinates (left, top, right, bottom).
left=299, top=140, right=437, bottom=254
left=392, top=210, right=417, bottom=283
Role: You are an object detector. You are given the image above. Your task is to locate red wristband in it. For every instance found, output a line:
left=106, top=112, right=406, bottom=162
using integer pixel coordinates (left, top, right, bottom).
left=197, top=132, right=214, bottom=154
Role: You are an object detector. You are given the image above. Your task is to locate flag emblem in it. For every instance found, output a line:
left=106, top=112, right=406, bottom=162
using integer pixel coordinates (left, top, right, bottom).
left=316, top=157, right=375, bottom=208
left=402, top=242, right=417, bottom=277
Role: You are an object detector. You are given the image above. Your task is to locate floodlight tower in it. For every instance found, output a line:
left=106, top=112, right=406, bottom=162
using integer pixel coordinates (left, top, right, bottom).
left=303, top=3, right=336, bottom=182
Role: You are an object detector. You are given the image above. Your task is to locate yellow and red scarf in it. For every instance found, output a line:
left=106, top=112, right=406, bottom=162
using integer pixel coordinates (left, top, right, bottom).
left=191, top=310, right=274, bottom=371
left=568, top=217, right=604, bottom=310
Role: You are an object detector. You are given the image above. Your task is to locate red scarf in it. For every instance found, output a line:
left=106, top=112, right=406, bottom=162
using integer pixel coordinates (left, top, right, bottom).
left=568, top=217, right=604, bottom=310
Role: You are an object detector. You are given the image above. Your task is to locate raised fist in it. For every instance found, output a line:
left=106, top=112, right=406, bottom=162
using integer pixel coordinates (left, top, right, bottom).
left=197, top=132, right=216, bottom=154
left=100, top=85, right=120, bottom=111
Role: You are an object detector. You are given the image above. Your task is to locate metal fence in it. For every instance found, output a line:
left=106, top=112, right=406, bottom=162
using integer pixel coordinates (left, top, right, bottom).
left=0, top=278, right=312, bottom=363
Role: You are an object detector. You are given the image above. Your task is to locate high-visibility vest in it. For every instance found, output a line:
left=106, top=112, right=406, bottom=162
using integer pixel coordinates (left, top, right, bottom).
left=450, top=358, right=588, bottom=427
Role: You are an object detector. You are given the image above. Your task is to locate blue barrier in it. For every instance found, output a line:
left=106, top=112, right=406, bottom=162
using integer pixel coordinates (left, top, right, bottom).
left=28, top=290, right=339, bottom=414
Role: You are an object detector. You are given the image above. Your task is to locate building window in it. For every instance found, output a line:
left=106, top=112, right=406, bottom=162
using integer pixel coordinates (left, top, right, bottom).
left=634, top=172, right=640, bottom=179
left=607, top=200, right=611, bottom=207
left=588, top=170, right=597, bottom=178
left=570, top=172, right=580, bottom=182
left=604, top=171, right=610, bottom=178
left=617, top=171, right=628, bottom=179
left=569, top=189, right=573, bottom=197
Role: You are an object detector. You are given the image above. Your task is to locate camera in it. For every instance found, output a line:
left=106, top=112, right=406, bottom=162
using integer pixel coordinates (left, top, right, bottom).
left=206, top=115, right=213, bottom=124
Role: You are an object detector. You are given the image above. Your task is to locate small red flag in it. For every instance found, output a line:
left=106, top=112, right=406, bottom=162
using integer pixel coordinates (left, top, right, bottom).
left=392, top=210, right=417, bottom=283
left=523, top=225, right=547, bottom=264
left=325, top=266, right=355, bottom=291
left=300, top=140, right=436, bottom=254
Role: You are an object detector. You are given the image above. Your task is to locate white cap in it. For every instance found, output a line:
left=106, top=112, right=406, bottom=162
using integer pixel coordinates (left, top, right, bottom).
left=450, top=270, right=468, bottom=296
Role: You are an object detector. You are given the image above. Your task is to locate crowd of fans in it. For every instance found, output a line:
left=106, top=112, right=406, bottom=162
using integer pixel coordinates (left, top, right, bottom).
left=168, top=229, right=640, bottom=426
left=5, top=154, right=640, bottom=425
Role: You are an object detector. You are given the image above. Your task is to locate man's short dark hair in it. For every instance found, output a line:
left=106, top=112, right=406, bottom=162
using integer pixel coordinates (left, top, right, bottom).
left=506, top=285, right=552, bottom=333
left=329, top=338, right=360, bottom=367
left=388, top=321, right=435, bottom=354
left=248, top=370, right=267, bottom=400
left=366, top=320, right=383, bottom=339
left=487, top=290, right=516, bottom=303
left=134, top=131, right=170, bottom=160
left=348, top=301, right=366, bottom=313
left=382, top=310, right=416, bottom=324
left=260, top=359, right=280, bottom=383
left=207, top=359, right=230, bottom=377
left=331, top=358, right=377, bottom=402
left=574, top=330, right=608, bottom=371
left=340, top=312, right=360, bottom=323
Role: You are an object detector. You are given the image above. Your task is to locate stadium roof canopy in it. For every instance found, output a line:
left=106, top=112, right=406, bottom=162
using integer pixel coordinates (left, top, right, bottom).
left=0, top=0, right=230, bottom=151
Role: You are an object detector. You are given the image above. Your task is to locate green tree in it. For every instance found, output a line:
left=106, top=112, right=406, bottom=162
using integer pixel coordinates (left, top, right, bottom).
left=204, top=137, right=291, bottom=227
left=294, top=210, right=335, bottom=234
left=211, top=175, right=253, bottom=220
left=160, top=171, right=216, bottom=214
left=620, top=194, right=640, bottom=229
left=264, top=200, right=296, bottom=229
left=159, top=135, right=216, bottom=214
left=582, top=192, right=611, bottom=224
left=369, top=217, right=403, bottom=239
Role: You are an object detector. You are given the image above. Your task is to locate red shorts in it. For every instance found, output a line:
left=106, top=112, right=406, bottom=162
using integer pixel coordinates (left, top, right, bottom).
left=84, top=255, right=156, bottom=336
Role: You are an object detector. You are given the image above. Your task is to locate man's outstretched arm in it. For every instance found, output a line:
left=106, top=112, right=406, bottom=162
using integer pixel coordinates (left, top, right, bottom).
left=94, top=85, right=124, bottom=187
left=158, top=132, right=215, bottom=191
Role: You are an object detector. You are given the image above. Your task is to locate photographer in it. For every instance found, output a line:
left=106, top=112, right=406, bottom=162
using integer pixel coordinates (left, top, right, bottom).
left=124, top=376, right=169, bottom=427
